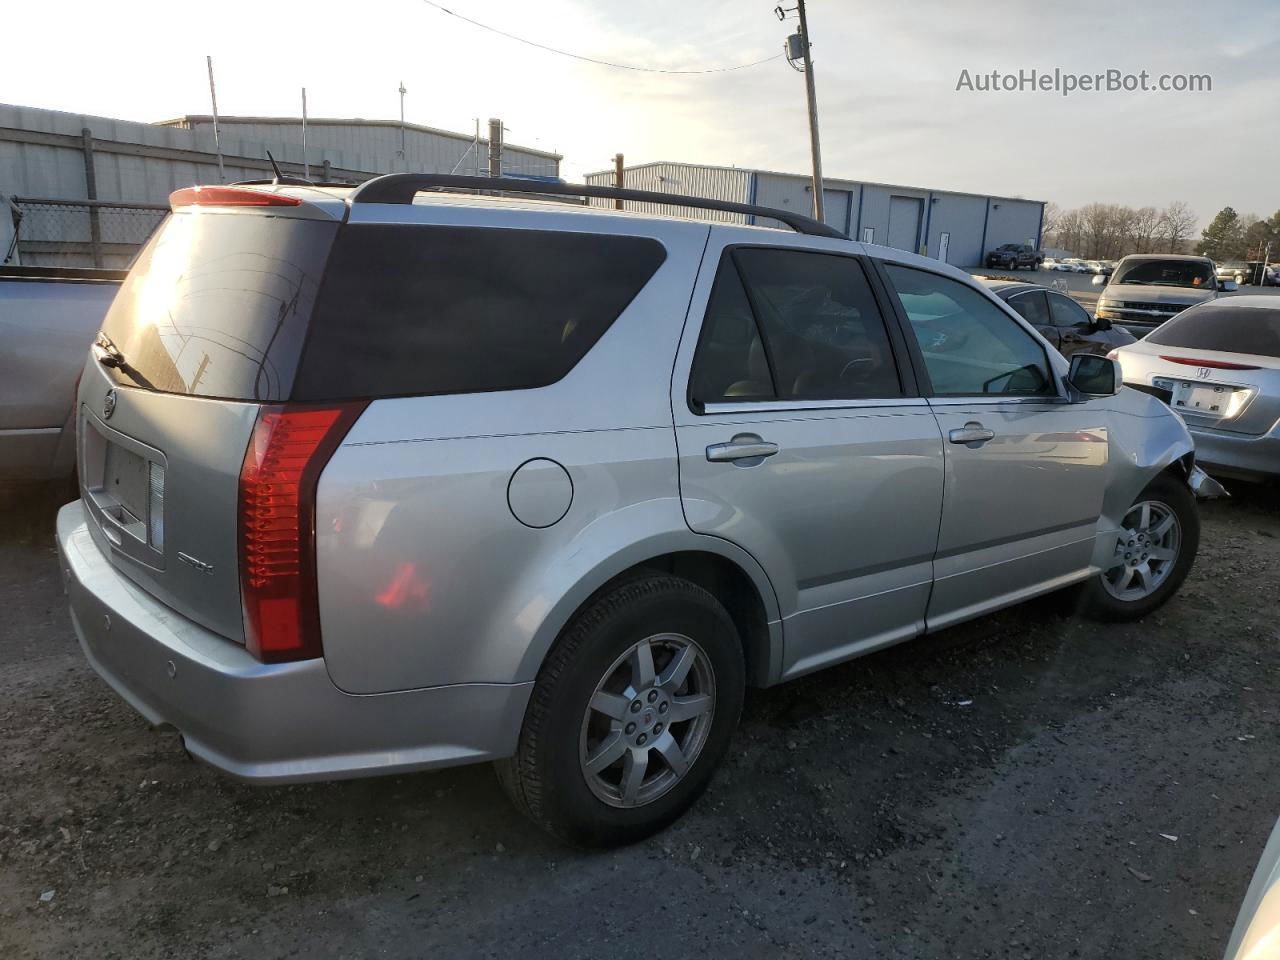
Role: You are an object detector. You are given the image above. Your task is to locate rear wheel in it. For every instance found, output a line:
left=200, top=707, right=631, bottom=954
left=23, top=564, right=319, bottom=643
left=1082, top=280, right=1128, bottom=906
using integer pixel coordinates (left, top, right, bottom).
left=1080, top=474, right=1199, bottom=621
left=496, top=576, right=745, bottom=847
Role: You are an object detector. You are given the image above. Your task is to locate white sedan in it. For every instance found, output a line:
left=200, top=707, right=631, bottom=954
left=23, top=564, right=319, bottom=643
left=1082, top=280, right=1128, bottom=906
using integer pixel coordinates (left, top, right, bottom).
left=1109, top=296, right=1280, bottom=481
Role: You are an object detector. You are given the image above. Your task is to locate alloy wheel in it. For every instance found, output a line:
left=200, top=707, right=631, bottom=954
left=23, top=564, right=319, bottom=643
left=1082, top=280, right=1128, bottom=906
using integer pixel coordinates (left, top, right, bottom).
left=578, top=633, right=716, bottom=808
left=1102, top=499, right=1181, bottom=602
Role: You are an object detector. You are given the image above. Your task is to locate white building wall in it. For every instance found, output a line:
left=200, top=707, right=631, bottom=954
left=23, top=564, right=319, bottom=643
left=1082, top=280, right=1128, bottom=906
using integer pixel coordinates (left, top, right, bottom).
left=589, top=160, right=1046, bottom=267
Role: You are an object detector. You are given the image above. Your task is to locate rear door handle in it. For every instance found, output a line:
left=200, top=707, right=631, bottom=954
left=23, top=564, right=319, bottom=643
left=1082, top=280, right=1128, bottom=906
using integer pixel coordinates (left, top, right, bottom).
left=948, top=422, right=995, bottom=445
left=706, top=435, right=779, bottom=463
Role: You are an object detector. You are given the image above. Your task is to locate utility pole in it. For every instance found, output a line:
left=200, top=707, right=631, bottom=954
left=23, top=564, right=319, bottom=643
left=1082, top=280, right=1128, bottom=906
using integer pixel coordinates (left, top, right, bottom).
left=301, top=87, right=309, bottom=180
left=778, top=2, right=824, bottom=222
left=614, top=153, right=625, bottom=209
left=206, top=56, right=225, bottom=182
left=487, top=118, right=503, bottom=177
left=398, top=81, right=407, bottom=170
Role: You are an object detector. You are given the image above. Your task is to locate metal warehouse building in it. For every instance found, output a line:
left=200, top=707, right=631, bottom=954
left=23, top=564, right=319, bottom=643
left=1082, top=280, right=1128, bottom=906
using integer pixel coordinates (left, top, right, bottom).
left=1, top=103, right=560, bottom=267
left=585, top=161, right=1044, bottom=268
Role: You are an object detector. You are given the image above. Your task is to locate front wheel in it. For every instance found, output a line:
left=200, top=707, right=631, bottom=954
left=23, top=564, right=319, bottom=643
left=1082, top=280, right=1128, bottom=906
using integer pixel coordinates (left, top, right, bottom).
left=1079, top=474, right=1199, bottom=621
left=495, top=576, right=745, bottom=847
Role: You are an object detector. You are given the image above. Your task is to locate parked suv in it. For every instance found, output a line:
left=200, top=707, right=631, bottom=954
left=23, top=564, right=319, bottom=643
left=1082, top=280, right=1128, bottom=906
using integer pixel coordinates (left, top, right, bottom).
left=985, top=243, right=1043, bottom=270
left=58, top=176, right=1217, bottom=846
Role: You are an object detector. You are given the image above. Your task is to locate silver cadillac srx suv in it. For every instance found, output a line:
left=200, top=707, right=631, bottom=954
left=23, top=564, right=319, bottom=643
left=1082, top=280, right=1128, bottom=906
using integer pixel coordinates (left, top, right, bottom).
left=57, top=175, right=1217, bottom=846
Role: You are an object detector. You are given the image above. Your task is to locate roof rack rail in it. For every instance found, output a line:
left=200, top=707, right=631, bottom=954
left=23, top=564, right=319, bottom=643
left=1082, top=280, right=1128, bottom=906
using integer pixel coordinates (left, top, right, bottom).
left=347, top=173, right=845, bottom=239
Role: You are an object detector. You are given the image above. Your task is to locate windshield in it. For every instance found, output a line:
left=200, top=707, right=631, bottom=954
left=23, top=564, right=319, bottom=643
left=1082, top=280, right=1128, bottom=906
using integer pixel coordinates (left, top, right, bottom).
left=1146, top=304, right=1280, bottom=357
left=1112, top=259, right=1215, bottom=289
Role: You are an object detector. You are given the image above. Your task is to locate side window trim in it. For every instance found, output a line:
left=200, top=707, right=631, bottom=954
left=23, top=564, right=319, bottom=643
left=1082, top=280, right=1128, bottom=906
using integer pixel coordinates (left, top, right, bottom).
left=687, top=243, right=920, bottom=416
left=871, top=259, right=1065, bottom=402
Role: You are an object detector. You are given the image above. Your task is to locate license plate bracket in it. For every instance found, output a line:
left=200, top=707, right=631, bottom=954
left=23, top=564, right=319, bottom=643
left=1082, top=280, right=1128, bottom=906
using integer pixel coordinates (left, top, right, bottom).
left=1155, top=377, right=1237, bottom=420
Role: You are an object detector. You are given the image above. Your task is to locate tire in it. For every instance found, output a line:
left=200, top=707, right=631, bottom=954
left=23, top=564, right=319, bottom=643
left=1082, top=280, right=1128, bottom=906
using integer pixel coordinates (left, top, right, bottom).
left=1078, top=473, right=1199, bottom=622
left=495, top=575, right=746, bottom=847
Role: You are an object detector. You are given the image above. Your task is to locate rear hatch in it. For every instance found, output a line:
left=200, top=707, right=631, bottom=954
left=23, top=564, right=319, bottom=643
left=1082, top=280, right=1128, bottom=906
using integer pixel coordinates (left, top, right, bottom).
left=77, top=190, right=341, bottom=644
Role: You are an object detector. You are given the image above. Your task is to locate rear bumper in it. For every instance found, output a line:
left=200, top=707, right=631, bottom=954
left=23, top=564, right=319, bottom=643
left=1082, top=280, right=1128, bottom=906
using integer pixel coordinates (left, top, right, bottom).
left=1188, top=425, right=1280, bottom=480
left=56, top=501, right=532, bottom=784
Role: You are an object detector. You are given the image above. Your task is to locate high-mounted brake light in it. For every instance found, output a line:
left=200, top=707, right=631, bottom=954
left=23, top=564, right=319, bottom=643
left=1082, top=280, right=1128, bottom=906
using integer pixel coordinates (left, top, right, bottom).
left=170, top=187, right=303, bottom=210
left=238, top=403, right=366, bottom=663
left=1159, top=355, right=1259, bottom=371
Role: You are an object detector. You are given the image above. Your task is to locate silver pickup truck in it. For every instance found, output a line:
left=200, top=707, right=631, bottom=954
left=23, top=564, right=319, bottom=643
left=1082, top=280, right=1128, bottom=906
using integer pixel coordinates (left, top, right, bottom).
left=1, top=265, right=124, bottom=482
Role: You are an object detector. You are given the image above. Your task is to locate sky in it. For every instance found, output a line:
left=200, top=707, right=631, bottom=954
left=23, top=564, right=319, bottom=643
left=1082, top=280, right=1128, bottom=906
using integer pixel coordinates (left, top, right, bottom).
left=4, top=0, right=1278, bottom=226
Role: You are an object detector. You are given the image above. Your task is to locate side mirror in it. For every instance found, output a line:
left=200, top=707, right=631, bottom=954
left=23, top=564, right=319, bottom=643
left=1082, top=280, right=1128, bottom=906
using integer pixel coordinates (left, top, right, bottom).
left=1067, top=353, right=1120, bottom=397
left=1092, top=315, right=1113, bottom=331
left=1220, top=280, right=1238, bottom=292
left=1091, top=275, right=1107, bottom=287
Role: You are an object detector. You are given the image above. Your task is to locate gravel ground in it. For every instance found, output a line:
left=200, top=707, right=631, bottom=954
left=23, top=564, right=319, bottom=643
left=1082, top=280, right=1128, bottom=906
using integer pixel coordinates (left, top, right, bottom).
left=1, top=481, right=1277, bottom=959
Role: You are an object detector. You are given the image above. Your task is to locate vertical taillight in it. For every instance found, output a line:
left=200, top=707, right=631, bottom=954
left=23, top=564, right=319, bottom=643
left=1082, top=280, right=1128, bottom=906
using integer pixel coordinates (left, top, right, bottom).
left=238, top=403, right=366, bottom=663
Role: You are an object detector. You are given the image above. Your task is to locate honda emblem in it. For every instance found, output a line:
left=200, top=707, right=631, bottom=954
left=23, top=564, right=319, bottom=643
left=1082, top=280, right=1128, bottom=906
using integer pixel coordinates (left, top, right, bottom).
left=1196, top=367, right=1211, bottom=380
left=103, top=389, right=117, bottom=419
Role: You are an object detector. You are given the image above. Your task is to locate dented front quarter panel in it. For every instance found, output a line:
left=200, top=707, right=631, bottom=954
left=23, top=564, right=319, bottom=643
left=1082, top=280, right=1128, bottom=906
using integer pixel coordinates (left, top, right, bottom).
left=1090, top=386, right=1196, bottom=569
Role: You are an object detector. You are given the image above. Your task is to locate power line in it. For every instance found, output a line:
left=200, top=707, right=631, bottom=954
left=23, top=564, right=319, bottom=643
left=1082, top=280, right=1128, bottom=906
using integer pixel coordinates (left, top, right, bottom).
left=421, top=0, right=783, bottom=74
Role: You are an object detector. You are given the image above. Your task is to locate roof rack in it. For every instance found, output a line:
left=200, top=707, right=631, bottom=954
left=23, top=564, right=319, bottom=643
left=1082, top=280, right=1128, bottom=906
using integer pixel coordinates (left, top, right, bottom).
left=347, top=173, right=845, bottom=239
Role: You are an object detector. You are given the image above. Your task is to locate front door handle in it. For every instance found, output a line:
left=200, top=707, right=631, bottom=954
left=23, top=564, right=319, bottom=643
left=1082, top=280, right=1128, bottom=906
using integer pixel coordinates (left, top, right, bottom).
left=706, top=434, right=779, bottom=463
left=948, top=422, right=995, bottom=445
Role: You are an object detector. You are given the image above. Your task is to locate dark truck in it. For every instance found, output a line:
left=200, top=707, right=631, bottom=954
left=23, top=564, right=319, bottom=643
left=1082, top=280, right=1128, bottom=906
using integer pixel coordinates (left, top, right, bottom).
left=985, top=243, right=1043, bottom=271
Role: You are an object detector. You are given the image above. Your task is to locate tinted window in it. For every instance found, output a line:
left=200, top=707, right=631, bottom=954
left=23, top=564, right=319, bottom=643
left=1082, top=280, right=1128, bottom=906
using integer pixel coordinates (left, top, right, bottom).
left=100, top=211, right=338, bottom=400
left=1146, top=305, right=1280, bottom=358
left=1007, top=291, right=1049, bottom=326
left=1112, top=259, right=1215, bottom=289
left=733, top=249, right=901, bottom=400
left=885, top=265, right=1055, bottom=396
left=689, top=262, right=774, bottom=404
left=1048, top=292, right=1090, bottom=327
left=293, top=225, right=665, bottom=401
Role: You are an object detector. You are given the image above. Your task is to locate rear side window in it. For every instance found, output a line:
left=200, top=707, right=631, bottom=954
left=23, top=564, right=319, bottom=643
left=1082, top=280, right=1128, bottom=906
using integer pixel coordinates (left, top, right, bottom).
left=293, top=225, right=665, bottom=400
left=1007, top=291, right=1049, bottom=326
left=690, top=248, right=903, bottom=407
left=1146, top=305, right=1280, bottom=357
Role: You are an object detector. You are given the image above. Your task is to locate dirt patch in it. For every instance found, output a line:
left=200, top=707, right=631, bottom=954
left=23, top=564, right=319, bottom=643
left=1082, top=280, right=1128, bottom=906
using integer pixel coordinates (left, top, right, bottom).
left=2, top=481, right=1277, bottom=959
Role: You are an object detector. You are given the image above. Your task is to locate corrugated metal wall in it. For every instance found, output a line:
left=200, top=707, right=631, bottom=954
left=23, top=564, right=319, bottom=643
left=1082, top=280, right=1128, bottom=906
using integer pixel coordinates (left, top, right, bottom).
left=584, top=162, right=751, bottom=223
left=0, top=104, right=559, bottom=205
left=1, top=103, right=560, bottom=266
left=170, top=117, right=559, bottom=180
left=597, top=162, right=1045, bottom=266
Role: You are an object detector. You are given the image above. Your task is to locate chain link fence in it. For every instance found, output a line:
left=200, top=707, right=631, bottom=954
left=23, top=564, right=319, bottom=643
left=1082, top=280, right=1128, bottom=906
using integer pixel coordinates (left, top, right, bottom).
left=6, top=198, right=168, bottom=269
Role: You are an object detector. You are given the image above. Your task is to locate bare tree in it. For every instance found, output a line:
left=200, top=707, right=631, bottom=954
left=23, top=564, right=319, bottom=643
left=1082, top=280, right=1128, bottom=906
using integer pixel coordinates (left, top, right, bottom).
left=1132, top=206, right=1161, bottom=254
left=1041, top=201, right=1062, bottom=240
left=1158, top=202, right=1197, bottom=253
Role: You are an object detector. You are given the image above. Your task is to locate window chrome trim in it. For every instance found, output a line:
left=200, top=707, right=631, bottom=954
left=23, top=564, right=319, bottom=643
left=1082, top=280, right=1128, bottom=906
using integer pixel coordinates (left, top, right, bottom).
left=701, top=396, right=930, bottom=415
left=926, top=394, right=1070, bottom=407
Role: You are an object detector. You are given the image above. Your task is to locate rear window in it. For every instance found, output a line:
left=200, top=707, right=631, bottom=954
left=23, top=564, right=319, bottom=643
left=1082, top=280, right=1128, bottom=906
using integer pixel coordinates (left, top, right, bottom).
left=101, top=217, right=665, bottom=402
left=292, top=225, right=666, bottom=401
left=1146, top=305, right=1280, bottom=358
left=100, top=211, right=338, bottom=401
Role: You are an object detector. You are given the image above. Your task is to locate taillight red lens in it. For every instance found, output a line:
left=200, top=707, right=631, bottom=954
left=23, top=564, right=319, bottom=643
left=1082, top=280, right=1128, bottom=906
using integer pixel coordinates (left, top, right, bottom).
left=1159, top=355, right=1260, bottom=370
left=238, top=403, right=365, bottom=663
left=170, top=187, right=303, bottom=210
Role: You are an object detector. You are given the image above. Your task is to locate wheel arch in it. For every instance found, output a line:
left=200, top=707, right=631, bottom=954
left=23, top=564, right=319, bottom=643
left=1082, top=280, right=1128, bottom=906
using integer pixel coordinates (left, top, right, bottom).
left=515, top=530, right=783, bottom=690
